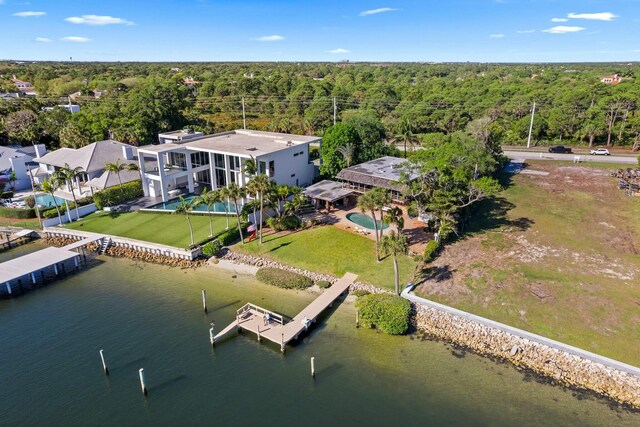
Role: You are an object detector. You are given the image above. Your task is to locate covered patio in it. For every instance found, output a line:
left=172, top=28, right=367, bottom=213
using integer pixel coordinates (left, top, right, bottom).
left=302, top=180, right=355, bottom=212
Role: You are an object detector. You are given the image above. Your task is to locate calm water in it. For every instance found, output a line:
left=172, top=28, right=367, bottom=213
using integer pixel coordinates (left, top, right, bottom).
left=346, top=212, right=389, bottom=230
left=145, top=195, right=235, bottom=213
left=1, top=243, right=639, bottom=427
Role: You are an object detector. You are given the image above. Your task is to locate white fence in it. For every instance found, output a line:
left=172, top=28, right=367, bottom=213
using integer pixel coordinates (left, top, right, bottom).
left=42, top=203, right=98, bottom=227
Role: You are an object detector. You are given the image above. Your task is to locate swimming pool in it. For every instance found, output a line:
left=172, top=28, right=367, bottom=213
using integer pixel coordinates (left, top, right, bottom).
left=145, top=194, right=236, bottom=213
left=346, top=212, right=389, bottom=230
left=36, top=194, right=67, bottom=208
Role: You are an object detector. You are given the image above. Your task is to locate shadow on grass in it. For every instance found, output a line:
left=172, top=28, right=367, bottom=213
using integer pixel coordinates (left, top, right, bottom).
left=420, top=265, right=453, bottom=283
left=269, top=241, right=292, bottom=252
left=462, top=196, right=534, bottom=236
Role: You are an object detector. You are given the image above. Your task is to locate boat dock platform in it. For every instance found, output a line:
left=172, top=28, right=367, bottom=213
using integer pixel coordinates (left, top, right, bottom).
left=0, top=235, right=104, bottom=296
left=213, top=272, right=358, bottom=351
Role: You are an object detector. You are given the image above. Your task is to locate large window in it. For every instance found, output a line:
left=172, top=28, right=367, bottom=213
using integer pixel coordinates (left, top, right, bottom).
left=215, top=168, right=226, bottom=187
left=269, top=160, right=275, bottom=177
left=259, top=161, right=267, bottom=175
left=190, top=151, right=210, bottom=168
left=195, top=169, right=211, bottom=184
left=168, top=152, right=187, bottom=168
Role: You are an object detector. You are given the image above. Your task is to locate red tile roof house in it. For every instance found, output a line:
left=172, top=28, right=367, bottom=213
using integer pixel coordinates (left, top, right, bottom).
left=600, top=74, right=623, bottom=85
left=10, top=75, right=37, bottom=95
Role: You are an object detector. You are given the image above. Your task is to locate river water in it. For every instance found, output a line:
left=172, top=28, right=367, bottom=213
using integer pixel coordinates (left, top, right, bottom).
left=1, top=243, right=639, bottom=427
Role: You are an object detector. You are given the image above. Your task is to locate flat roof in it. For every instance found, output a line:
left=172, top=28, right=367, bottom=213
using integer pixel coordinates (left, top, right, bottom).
left=302, top=180, right=354, bottom=202
left=336, top=156, right=417, bottom=191
left=158, top=130, right=203, bottom=139
left=139, top=130, right=321, bottom=157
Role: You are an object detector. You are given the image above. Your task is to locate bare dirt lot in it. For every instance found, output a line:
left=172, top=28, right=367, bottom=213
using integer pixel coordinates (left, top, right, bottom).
left=415, top=161, right=640, bottom=365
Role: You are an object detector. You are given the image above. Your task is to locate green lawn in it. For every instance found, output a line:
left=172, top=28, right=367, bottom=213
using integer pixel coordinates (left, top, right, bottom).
left=65, top=211, right=232, bottom=248
left=234, top=226, right=417, bottom=291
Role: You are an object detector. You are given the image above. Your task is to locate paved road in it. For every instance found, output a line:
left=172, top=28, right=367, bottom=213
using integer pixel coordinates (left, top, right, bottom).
left=504, top=150, right=638, bottom=165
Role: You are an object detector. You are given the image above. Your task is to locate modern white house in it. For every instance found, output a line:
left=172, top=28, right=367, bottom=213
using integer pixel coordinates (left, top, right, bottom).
left=0, top=144, right=47, bottom=191
left=138, top=129, right=321, bottom=202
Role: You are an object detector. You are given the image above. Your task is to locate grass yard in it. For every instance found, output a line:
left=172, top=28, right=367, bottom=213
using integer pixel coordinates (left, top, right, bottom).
left=0, top=217, right=42, bottom=230
left=234, top=225, right=417, bottom=291
left=415, top=161, right=640, bottom=365
left=65, top=211, right=232, bottom=248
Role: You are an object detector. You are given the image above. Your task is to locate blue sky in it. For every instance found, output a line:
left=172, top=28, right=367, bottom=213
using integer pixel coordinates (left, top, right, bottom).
left=0, top=0, right=638, bottom=62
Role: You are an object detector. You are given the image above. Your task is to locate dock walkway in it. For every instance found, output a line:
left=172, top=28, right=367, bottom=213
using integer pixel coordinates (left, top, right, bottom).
left=213, top=272, right=357, bottom=351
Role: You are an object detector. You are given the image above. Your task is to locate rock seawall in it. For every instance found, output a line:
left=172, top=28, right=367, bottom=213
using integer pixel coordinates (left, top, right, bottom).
left=412, top=303, right=640, bottom=408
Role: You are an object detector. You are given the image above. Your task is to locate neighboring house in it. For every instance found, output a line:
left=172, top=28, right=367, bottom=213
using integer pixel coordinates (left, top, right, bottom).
left=69, top=89, right=107, bottom=100
left=183, top=77, right=200, bottom=86
left=601, top=74, right=623, bottom=85
left=42, top=104, right=81, bottom=114
left=335, top=156, right=417, bottom=203
left=10, top=75, right=36, bottom=96
left=0, top=144, right=47, bottom=191
left=34, top=140, right=139, bottom=195
left=157, top=129, right=203, bottom=145
left=138, top=129, right=321, bottom=202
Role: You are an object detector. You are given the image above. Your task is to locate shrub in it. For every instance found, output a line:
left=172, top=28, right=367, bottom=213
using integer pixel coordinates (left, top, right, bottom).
left=355, top=294, right=411, bottom=335
left=352, top=289, right=370, bottom=297
left=1, top=191, right=14, bottom=200
left=217, top=222, right=250, bottom=246
left=93, top=180, right=142, bottom=209
left=42, top=208, right=62, bottom=219
left=316, top=280, right=332, bottom=289
left=407, top=202, right=418, bottom=218
left=0, top=206, right=36, bottom=219
left=637, top=154, right=640, bottom=168
left=24, top=196, right=36, bottom=208
left=266, top=214, right=300, bottom=231
left=256, top=267, right=313, bottom=290
left=202, top=240, right=222, bottom=257
left=423, top=240, right=440, bottom=263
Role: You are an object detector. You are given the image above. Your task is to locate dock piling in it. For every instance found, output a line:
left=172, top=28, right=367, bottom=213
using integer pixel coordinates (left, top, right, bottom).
left=202, top=289, right=207, bottom=313
left=257, top=325, right=261, bottom=342
left=99, top=349, right=109, bottom=375
left=311, top=357, right=316, bottom=378
left=209, top=322, right=215, bottom=346
left=356, top=309, right=359, bottom=328
left=139, top=368, right=147, bottom=395
left=5, top=282, right=11, bottom=295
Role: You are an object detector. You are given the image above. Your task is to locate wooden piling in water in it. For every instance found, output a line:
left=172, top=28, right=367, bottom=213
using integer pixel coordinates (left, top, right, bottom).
left=202, top=289, right=207, bottom=313
left=99, top=349, right=108, bottom=375
left=311, top=357, right=316, bottom=378
left=139, top=368, right=147, bottom=395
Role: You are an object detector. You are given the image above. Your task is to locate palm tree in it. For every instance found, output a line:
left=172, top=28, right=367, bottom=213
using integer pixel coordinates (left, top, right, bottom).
left=193, top=188, right=221, bottom=237
left=392, top=118, right=419, bottom=158
left=384, top=206, right=405, bottom=233
left=251, top=174, right=273, bottom=244
left=245, top=179, right=259, bottom=232
left=380, top=230, right=409, bottom=295
left=371, top=187, right=392, bottom=240
left=53, top=163, right=84, bottom=222
left=357, top=192, right=381, bottom=262
left=41, top=177, right=63, bottom=226
left=172, top=196, right=195, bottom=246
left=337, top=143, right=355, bottom=168
left=243, top=156, right=258, bottom=177
left=225, top=182, right=247, bottom=244
left=103, top=159, right=133, bottom=192
left=218, top=186, right=232, bottom=230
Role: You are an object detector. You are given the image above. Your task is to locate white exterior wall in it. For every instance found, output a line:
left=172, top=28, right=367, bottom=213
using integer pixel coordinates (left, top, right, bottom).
left=256, top=143, right=315, bottom=188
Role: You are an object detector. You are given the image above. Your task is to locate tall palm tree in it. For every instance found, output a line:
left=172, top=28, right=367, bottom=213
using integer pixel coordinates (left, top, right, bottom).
left=245, top=179, right=259, bottom=231
left=337, top=143, right=355, bottom=168
left=357, top=192, right=381, bottom=262
left=251, top=174, right=273, bottom=244
left=218, top=186, right=232, bottom=230
left=172, top=196, right=195, bottom=246
left=193, top=187, right=221, bottom=237
left=384, top=206, right=405, bottom=233
left=380, top=230, right=409, bottom=295
left=53, top=163, right=84, bottom=222
left=242, top=156, right=258, bottom=177
left=41, top=177, right=63, bottom=226
left=103, top=159, right=131, bottom=192
left=225, top=183, right=247, bottom=244
left=392, top=118, right=419, bottom=158
left=371, top=187, right=392, bottom=240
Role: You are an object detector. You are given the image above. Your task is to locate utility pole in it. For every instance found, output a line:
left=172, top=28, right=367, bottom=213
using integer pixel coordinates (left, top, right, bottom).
left=241, top=97, right=246, bottom=130
left=526, top=101, right=536, bottom=149
left=333, top=97, right=337, bottom=125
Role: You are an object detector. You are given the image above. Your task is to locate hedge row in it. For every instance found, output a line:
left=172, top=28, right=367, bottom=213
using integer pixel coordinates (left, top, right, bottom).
left=256, top=267, right=314, bottom=290
left=40, top=196, right=93, bottom=219
left=0, top=206, right=36, bottom=219
left=94, top=180, right=142, bottom=209
left=423, top=240, right=440, bottom=263
left=355, top=294, right=411, bottom=335
left=202, top=240, right=222, bottom=257
left=217, top=222, right=250, bottom=246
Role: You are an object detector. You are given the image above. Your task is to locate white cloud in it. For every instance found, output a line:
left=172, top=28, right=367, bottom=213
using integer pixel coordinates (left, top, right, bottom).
left=551, top=18, right=568, bottom=22
left=34, top=37, right=51, bottom=43
left=568, top=12, right=617, bottom=21
left=516, top=30, right=535, bottom=34
left=327, top=48, right=349, bottom=54
left=542, top=26, right=585, bottom=34
left=65, top=15, right=134, bottom=25
left=359, top=7, right=397, bottom=16
left=490, top=34, right=504, bottom=39
left=12, top=11, right=46, bottom=17
left=254, top=35, right=284, bottom=42
left=61, top=36, right=91, bottom=42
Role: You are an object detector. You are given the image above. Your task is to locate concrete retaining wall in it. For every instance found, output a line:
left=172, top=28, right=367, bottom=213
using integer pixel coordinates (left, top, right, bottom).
left=42, top=203, right=97, bottom=227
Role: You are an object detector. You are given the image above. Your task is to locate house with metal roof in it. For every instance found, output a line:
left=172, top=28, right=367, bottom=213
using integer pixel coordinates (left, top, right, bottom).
left=335, top=156, right=415, bottom=203
left=137, top=129, right=320, bottom=202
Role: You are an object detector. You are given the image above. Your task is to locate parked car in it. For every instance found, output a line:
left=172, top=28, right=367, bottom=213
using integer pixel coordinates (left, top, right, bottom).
left=590, top=148, right=610, bottom=156
left=548, top=145, right=572, bottom=154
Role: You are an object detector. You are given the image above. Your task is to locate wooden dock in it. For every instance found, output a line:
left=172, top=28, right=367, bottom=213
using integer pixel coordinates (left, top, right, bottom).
left=213, top=272, right=357, bottom=351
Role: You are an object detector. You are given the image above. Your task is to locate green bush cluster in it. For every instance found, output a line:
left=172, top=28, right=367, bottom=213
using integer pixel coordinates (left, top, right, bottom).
left=316, top=280, right=332, bottom=289
left=93, top=180, right=142, bottom=209
left=202, top=240, right=222, bottom=257
left=217, top=222, right=250, bottom=246
left=423, top=240, right=440, bottom=263
left=355, top=294, right=411, bottom=335
left=0, top=206, right=36, bottom=219
left=256, top=267, right=314, bottom=290
left=266, top=215, right=300, bottom=231
left=24, top=196, right=36, bottom=208
left=352, top=289, right=370, bottom=297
